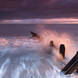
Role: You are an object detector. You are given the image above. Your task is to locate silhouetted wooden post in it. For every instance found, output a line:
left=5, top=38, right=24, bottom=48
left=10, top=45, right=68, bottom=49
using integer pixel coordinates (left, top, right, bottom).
left=59, top=44, right=65, bottom=59
left=30, top=31, right=40, bottom=39
left=61, top=52, right=78, bottom=74
left=50, top=41, right=54, bottom=47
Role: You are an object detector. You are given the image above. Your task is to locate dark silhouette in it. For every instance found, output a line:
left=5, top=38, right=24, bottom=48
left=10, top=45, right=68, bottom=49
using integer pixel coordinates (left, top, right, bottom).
left=61, top=52, right=78, bottom=75
left=49, top=41, right=54, bottom=47
left=46, top=41, right=56, bottom=55
left=59, top=44, right=65, bottom=59
left=49, top=41, right=57, bottom=49
left=30, top=31, right=40, bottom=39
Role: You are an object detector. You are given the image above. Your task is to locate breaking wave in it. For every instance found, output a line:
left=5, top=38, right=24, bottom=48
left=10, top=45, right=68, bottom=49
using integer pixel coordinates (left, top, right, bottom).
left=0, top=29, right=78, bottom=78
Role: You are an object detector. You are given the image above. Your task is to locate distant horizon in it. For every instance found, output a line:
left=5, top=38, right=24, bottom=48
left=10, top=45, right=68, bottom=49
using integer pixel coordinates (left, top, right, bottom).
left=0, top=18, right=78, bottom=24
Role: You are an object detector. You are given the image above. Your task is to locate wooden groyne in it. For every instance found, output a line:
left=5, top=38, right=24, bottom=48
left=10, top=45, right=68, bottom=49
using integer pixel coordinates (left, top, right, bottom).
left=61, top=52, right=78, bottom=74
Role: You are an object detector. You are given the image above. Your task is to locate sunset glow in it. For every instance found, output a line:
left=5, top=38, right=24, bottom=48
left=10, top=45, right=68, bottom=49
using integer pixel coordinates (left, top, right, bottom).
left=0, top=18, right=78, bottom=24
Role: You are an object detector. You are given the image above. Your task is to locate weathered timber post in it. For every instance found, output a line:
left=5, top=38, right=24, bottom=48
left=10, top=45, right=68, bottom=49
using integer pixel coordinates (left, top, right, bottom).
left=59, top=44, right=65, bottom=59
left=61, top=52, right=78, bottom=74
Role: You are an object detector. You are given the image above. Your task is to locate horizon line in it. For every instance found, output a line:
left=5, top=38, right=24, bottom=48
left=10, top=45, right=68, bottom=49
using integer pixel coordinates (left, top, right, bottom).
left=0, top=18, right=78, bottom=24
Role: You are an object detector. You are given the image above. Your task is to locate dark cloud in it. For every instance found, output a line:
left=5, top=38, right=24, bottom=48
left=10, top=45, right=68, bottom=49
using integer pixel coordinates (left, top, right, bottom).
left=0, top=0, right=78, bottom=19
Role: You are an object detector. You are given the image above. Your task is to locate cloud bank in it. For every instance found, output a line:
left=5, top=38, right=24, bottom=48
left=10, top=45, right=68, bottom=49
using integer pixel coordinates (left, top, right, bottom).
left=0, top=0, right=78, bottom=19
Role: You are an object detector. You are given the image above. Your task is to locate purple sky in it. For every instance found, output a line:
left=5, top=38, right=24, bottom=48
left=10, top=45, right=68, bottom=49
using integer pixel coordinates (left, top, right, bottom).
left=0, top=0, right=77, bottom=19
left=0, top=0, right=77, bottom=36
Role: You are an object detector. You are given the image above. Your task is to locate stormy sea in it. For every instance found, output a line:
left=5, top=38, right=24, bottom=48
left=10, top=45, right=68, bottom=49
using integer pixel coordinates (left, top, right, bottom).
left=0, top=24, right=78, bottom=78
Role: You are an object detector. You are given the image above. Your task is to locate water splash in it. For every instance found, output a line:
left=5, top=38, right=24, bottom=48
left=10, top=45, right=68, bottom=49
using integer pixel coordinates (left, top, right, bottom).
left=0, top=30, right=77, bottom=78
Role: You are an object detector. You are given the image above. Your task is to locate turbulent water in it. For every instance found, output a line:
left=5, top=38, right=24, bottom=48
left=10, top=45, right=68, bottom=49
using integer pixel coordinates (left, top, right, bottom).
left=0, top=30, right=78, bottom=78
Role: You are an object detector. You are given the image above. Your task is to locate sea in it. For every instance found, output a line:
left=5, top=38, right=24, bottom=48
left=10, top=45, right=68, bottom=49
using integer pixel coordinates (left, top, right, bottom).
left=0, top=24, right=78, bottom=78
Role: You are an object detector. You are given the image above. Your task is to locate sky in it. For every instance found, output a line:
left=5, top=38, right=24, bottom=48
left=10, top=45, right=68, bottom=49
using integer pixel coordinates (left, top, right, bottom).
left=0, top=0, right=78, bottom=19
left=0, top=0, right=77, bottom=36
